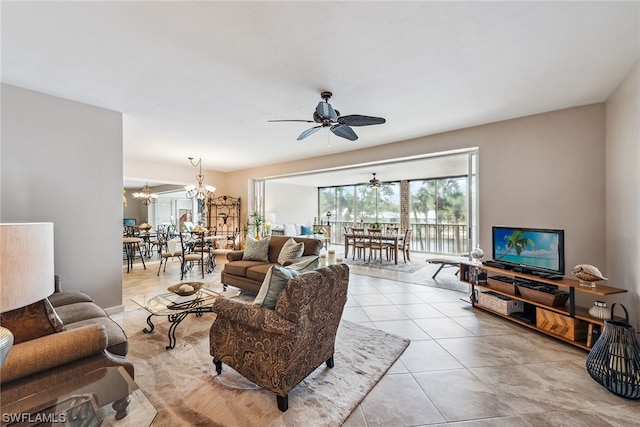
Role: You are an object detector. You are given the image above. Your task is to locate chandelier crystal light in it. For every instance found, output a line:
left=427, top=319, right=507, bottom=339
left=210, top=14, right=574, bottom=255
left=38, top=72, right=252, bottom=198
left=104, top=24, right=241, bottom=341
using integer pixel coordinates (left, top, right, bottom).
left=133, top=183, right=158, bottom=205
left=185, top=157, right=216, bottom=200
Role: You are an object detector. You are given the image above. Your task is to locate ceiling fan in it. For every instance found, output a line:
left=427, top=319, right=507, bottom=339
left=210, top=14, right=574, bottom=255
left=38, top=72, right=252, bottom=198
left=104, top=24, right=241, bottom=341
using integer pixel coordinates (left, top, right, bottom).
left=369, top=173, right=381, bottom=188
left=269, top=91, right=386, bottom=141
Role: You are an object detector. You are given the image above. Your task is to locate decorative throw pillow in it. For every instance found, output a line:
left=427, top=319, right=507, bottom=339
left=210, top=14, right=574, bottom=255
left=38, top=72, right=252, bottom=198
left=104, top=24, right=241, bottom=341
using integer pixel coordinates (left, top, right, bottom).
left=300, top=225, right=313, bottom=235
left=253, top=257, right=320, bottom=309
left=242, top=235, right=271, bottom=262
left=0, top=298, right=65, bottom=344
left=277, top=238, right=304, bottom=264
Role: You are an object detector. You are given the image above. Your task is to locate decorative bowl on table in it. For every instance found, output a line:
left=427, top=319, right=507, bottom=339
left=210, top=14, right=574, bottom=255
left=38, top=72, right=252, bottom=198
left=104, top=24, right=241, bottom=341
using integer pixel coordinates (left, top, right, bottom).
left=168, top=282, right=204, bottom=296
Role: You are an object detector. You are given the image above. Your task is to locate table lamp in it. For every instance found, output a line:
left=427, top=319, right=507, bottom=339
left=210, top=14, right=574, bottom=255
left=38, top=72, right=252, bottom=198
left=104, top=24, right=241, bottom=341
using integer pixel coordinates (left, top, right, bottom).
left=0, top=223, right=55, bottom=366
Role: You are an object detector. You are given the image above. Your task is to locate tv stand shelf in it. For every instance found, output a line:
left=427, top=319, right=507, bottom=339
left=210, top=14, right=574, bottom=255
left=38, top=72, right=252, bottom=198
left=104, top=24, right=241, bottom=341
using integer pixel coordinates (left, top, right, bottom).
left=460, top=262, right=627, bottom=351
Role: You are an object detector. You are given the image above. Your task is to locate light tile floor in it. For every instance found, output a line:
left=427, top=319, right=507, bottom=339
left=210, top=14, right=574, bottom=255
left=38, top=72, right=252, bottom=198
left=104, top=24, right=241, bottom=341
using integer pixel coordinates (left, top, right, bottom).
left=121, top=250, right=639, bottom=426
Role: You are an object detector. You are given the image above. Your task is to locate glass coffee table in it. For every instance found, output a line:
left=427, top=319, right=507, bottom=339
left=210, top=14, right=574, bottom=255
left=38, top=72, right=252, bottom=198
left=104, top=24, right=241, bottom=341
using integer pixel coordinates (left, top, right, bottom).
left=131, top=283, right=240, bottom=349
left=1, top=366, right=156, bottom=426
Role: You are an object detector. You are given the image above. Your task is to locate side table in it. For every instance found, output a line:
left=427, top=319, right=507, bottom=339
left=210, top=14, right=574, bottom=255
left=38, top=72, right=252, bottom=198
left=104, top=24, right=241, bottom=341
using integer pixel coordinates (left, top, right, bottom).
left=1, top=366, right=156, bottom=426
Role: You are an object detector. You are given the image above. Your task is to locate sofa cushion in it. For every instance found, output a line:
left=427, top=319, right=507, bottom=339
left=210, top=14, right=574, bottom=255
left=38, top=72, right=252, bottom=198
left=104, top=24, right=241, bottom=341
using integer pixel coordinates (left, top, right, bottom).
left=283, top=223, right=298, bottom=236
left=224, top=260, right=268, bottom=277
left=253, top=258, right=320, bottom=309
left=277, top=238, right=305, bottom=264
left=48, top=291, right=94, bottom=307
left=246, top=263, right=275, bottom=282
left=242, top=236, right=270, bottom=262
left=0, top=299, right=65, bottom=344
left=253, top=258, right=319, bottom=310
left=54, top=302, right=108, bottom=325
left=300, top=225, right=313, bottom=235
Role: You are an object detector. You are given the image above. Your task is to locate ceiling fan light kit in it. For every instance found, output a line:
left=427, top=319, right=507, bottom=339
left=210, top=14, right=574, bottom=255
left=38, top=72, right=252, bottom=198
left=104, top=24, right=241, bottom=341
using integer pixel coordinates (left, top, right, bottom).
left=269, top=91, right=386, bottom=142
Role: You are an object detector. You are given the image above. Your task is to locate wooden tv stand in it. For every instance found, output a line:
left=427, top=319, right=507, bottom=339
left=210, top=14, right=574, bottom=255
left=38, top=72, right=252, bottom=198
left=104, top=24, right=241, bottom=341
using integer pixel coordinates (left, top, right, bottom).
left=460, top=262, right=627, bottom=351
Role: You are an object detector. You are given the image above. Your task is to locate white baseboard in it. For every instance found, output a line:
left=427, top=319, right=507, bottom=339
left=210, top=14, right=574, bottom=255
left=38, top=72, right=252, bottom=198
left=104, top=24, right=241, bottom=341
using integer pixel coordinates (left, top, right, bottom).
left=105, top=304, right=124, bottom=315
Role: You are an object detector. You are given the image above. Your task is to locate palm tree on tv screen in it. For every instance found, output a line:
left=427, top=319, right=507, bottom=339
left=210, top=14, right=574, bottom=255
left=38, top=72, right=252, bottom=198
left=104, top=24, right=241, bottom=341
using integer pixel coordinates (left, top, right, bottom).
left=496, top=230, right=535, bottom=260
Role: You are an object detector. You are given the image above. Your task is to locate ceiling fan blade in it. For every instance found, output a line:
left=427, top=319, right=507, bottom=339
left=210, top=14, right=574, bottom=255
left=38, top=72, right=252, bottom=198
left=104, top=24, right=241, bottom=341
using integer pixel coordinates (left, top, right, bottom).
left=297, top=126, right=322, bottom=140
left=337, top=115, right=386, bottom=127
left=330, top=124, right=358, bottom=141
left=316, top=101, right=338, bottom=122
left=268, top=119, right=315, bottom=123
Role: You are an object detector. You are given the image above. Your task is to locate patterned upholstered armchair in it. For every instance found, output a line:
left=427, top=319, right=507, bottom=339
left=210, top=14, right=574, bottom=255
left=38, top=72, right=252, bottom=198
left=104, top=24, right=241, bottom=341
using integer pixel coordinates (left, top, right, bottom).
left=209, top=263, right=349, bottom=411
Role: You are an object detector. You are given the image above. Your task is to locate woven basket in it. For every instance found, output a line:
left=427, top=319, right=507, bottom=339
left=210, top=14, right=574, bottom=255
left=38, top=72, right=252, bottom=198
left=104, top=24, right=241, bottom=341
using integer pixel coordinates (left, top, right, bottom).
left=585, top=303, right=640, bottom=399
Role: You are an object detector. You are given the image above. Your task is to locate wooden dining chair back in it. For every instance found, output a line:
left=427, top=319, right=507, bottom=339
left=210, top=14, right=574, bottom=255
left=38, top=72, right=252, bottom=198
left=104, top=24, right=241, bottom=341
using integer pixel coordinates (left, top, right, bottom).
left=351, top=228, right=369, bottom=260
left=386, top=226, right=399, bottom=234
left=343, top=226, right=354, bottom=258
left=367, top=229, right=389, bottom=263
left=401, top=229, right=413, bottom=262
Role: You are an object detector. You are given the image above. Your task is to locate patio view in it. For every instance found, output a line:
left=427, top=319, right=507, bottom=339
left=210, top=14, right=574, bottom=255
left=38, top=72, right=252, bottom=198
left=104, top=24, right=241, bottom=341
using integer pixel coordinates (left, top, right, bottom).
left=319, top=174, right=472, bottom=256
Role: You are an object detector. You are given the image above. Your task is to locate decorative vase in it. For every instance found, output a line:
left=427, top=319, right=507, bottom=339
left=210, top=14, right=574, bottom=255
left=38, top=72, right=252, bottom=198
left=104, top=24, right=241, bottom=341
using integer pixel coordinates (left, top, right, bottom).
left=471, top=246, right=485, bottom=262
left=588, top=301, right=611, bottom=320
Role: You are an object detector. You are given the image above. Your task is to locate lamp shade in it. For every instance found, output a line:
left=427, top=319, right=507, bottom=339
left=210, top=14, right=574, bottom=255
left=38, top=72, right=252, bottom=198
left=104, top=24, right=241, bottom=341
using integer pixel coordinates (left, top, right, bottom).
left=1, top=223, right=55, bottom=312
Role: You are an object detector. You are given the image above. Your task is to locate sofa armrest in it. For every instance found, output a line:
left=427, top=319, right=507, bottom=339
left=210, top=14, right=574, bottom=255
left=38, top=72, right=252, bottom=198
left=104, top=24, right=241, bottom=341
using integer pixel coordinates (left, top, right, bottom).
left=212, top=298, right=296, bottom=335
left=1, top=324, right=108, bottom=384
left=226, top=250, right=244, bottom=262
left=282, top=255, right=319, bottom=267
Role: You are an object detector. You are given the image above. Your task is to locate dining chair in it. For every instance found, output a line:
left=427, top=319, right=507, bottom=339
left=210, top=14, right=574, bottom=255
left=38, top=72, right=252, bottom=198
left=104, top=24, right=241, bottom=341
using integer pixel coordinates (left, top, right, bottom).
left=401, top=229, right=412, bottom=262
left=157, top=236, right=182, bottom=276
left=179, top=232, right=212, bottom=279
left=368, top=229, right=389, bottom=263
left=351, top=228, right=369, bottom=260
left=122, top=237, right=146, bottom=273
left=343, top=226, right=354, bottom=259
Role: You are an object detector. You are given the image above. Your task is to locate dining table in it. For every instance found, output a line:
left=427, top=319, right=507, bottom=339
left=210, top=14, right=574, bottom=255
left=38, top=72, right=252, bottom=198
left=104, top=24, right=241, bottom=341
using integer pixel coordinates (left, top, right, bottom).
left=343, top=231, right=404, bottom=264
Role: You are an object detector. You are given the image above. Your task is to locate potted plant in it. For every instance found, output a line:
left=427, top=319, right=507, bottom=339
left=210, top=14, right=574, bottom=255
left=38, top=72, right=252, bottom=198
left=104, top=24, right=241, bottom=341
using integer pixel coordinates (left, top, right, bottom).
left=247, top=212, right=265, bottom=239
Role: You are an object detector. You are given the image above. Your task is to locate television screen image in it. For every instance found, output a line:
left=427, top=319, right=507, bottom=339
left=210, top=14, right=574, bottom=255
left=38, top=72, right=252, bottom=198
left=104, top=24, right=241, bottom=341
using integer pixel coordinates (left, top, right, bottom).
left=123, top=218, right=137, bottom=226
left=491, top=226, right=565, bottom=276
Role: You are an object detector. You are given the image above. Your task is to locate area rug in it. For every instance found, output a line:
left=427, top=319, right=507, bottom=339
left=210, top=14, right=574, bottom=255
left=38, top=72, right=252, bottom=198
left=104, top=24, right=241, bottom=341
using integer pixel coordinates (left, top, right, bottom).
left=117, top=309, right=410, bottom=426
left=343, top=257, right=426, bottom=273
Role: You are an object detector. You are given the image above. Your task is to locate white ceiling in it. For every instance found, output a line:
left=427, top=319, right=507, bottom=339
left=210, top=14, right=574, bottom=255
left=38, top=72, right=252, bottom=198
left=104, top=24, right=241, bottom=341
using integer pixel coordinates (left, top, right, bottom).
left=2, top=1, right=639, bottom=183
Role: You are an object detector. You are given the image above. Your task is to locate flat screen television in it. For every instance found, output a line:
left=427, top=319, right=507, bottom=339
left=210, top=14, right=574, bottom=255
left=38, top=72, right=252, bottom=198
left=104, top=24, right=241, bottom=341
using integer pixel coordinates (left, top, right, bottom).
left=491, top=226, right=565, bottom=277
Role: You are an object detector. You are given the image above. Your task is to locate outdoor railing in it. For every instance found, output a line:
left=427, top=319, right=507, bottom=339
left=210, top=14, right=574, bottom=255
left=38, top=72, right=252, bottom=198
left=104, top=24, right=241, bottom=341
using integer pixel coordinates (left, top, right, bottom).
left=329, top=221, right=468, bottom=255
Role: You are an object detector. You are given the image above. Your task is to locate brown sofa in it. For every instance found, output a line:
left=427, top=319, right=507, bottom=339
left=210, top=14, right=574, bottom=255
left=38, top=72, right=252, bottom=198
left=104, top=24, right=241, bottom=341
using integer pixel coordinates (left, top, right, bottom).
left=0, top=285, right=133, bottom=405
left=221, top=235, right=322, bottom=293
left=211, top=263, right=350, bottom=411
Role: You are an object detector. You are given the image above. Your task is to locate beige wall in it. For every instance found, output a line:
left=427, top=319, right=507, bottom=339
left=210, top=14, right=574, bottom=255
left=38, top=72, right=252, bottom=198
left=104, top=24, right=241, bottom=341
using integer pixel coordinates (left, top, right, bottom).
left=605, top=60, right=640, bottom=328
left=1, top=84, right=124, bottom=309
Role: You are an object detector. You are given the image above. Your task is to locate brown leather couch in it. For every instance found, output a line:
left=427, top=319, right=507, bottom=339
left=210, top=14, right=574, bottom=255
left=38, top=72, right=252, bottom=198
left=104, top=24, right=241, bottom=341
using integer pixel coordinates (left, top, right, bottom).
left=221, top=235, right=322, bottom=293
left=0, top=287, right=133, bottom=405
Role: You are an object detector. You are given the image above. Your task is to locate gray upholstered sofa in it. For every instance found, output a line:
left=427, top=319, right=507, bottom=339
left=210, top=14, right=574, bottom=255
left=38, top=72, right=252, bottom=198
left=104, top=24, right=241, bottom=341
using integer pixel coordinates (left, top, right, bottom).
left=221, top=235, right=322, bottom=293
left=0, top=282, right=132, bottom=404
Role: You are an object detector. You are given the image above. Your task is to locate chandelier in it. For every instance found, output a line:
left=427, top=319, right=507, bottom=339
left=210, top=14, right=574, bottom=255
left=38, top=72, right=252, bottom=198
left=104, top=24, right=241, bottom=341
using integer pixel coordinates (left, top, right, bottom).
left=185, top=157, right=216, bottom=200
left=133, top=183, right=158, bottom=205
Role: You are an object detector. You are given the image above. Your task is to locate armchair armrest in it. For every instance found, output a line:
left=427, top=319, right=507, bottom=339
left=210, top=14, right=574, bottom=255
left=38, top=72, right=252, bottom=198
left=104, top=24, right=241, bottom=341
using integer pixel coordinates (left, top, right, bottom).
left=226, top=250, right=244, bottom=262
left=212, top=298, right=296, bottom=336
left=1, top=324, right=108, bottom=384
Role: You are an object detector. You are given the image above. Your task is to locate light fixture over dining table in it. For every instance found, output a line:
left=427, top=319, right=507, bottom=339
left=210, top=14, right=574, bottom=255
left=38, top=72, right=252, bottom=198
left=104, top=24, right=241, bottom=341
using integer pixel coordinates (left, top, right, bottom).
left=133, top=183, right=158, bottom=205
left=185, top=157, right=216, bottom=200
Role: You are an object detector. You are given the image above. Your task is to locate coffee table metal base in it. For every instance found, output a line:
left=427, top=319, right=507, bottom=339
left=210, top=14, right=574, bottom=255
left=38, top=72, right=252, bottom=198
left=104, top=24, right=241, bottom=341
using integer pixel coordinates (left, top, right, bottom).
left=142, top=306, right=213, bottom=349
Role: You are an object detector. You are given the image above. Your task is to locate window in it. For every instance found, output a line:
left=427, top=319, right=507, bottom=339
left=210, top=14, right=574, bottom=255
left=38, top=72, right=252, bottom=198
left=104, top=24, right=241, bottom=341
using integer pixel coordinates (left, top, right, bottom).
left=409, top=176, right=467, bottom=253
